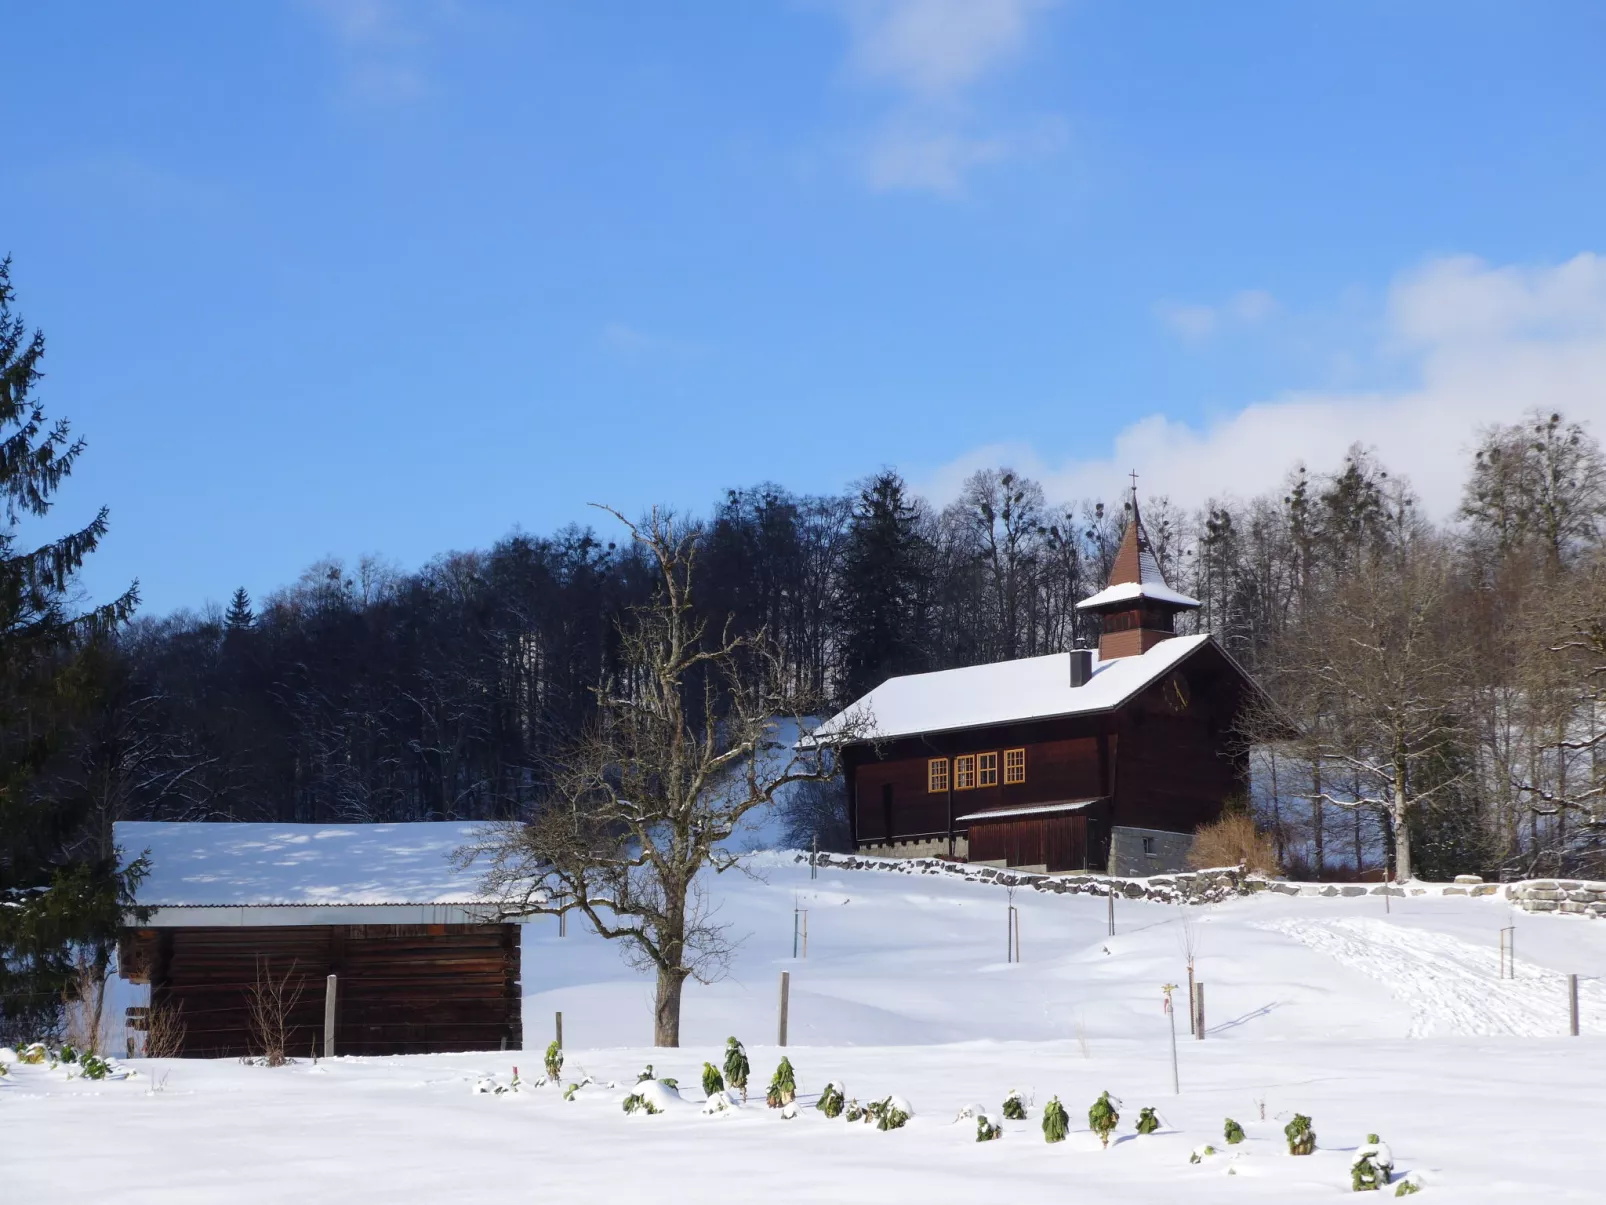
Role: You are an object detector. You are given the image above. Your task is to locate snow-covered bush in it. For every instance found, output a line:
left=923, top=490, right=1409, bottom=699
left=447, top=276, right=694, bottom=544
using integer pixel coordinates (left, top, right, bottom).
left=19, top=1043, right=48, bottom=1065
left=76, top=1053, right=112, bottom=1081
left=1285, top=1113, right=1317, bottom=1156
left=868, top=1095, right=912, bottom=1131
left=1393, top=1174, right=1422, bottom=1196
left=724, top=1037, right=750, bottom=1102
left=622, top=1092, right=659, bottom=1115
left=659, top=1077, right=679, bottom=1090
left=636, top=1063, right=656, bottom=1083
left=563, top=1081, right=584, bottom=1101
left=976, top=1115, right=1002, bottom=1142
left=702, top=1062, right=725, bottom=1098
left=1137, top=1107, right=1160, bottom=1135
left=1224, top=1118, right=1245, bottom=1145
left=780, top=1101, right=799, bottom=1120
left=1002, top=1089, right=1027, bottom=1121
left=1042, top=1096, right=1069, bottom=1143
left=701, top=1089, right=738, bottom=1115
left=844, top=1098, right=865, bottom=1123
left=1351, top=1134, right=1394, bottom=1192
left=544, top=1041, right=563, bottom=1081
left=1088, top=1091, right=1120, bottom=1148
left=1190, top=1144, right=1217, bottom=1164
left=817, top=1081, right=845, bottom=1118
left=624, top=1077, right=681, bottom=1115
left=766, top=1057, right=796, bottom=1108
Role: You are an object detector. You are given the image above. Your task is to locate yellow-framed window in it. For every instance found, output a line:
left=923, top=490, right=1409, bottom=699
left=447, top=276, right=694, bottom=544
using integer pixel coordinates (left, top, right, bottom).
left=1003, top=747, right=1026, bottom=784
left=977, top=751, right=999, bottom=787
left=954, top=753, right=977, bottom=790
left=927, top=758, right=949, bottom=793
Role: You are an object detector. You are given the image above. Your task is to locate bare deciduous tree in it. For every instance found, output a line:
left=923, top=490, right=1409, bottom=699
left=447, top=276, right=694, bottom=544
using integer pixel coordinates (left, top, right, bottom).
left=464, top=507, right=863, bottom=1047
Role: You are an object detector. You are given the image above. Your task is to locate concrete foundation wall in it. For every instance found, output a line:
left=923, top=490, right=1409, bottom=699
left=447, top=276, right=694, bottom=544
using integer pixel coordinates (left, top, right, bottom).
left=857, top=836, right=969, bottom=860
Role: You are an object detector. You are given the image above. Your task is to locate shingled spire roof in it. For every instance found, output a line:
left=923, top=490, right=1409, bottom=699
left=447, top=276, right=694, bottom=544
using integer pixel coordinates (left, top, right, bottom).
left=1076, top=495, right=1200, bottom=612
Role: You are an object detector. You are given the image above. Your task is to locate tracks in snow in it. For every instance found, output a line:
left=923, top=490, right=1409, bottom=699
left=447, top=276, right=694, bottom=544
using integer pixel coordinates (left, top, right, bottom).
left=1256, top=916, right=1606, bottom=1038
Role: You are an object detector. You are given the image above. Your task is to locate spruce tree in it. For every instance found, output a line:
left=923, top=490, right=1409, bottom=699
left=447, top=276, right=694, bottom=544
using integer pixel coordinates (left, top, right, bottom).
left=0, top=258, right=141, bottom=1043
left=836, top=471, right=930, bottom=701
left=224, top=586, right=254, bottom=632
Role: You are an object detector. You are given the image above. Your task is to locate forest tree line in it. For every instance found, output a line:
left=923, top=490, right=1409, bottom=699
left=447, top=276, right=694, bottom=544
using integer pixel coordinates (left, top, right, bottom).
left=37, top=410, right=1606, bottom=884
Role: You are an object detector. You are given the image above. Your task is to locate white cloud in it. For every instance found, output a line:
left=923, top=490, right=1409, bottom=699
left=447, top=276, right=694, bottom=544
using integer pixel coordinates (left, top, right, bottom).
left=824, top=0, right=1057, bottom=195
left=920, top=253, right=1606, bottom=520
left=1156, top=288, right=1278, bottom=343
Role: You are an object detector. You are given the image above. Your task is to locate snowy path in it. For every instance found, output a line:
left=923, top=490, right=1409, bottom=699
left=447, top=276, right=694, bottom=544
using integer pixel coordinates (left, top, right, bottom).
left=1256, top=915, right=1606, bottom=1037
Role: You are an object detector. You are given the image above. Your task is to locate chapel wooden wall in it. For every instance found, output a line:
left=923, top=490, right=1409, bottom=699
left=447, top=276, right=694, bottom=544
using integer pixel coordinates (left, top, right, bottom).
left=119, top=923, right=521, bottom=1058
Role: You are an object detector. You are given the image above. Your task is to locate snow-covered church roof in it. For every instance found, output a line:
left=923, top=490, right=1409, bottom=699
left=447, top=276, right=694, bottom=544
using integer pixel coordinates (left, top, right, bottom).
left=1076, top=501, right=1200, bottom=612
left=813, top=634, right=1211, bottom=743
left=115, top=821, right=498, bottom=908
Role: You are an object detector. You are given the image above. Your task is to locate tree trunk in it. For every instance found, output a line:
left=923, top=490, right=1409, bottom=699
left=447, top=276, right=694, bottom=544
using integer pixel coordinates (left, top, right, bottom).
left=653, top=964, right=688, bottom=1047
left=1392, top=779, right=1413, bottom=882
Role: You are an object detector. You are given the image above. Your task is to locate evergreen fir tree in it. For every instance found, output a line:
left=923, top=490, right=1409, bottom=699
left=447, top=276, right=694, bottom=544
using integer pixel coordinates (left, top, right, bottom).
left=836, top=471, right=930, bottom=702
left=1088, top=1091, right=1120, bottom=1148
left=0, top=258, right=141, bottom=1044
left=723, top=1036, right=750, bottom=1102
left=1041, top=1096, right=1069, bottom=1143
left=223, top=586, right=254, bottom=632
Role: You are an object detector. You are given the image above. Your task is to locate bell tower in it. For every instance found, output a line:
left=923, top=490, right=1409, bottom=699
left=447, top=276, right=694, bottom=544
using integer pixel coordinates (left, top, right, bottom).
left=1076, top=487, right=1200, bottom=660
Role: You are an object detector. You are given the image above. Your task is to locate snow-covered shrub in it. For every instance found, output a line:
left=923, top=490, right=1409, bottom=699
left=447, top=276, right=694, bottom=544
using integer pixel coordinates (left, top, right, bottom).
left=1136, top=1107, right=1160, bottom=1135
left=563, top=1081, right=583, bottom=1101
left=780, top=1101, right=799, bottom=1120
left=1393, top=1174, right=1422, bottom=1196
left=1351, top=1134, right=1394, bottom=1192
left=844, top=1098, right=865, bottom=1123
left=701, top=1090, right=738, bottom=1115
left=1001, top=1089, right=1027, bottom=1121
left=976, top=1115, right=1002, bottom=1142
left=1190, top=1144, right=1217, bottom=1164
left=58, top=1043, right=80, bottom=1064
left=766, top=1057, right=796, bottom=1108
left=637, top=1063, right=656, bottom=1083
left=1042, top=1096, right=1069, bottom=1144
left=1224, top=1118, right=1245, bottom=1145
left=659, top=1077, right=679, bottom=1090
left=702, top=1062, right=725, bottom=1099
left=622, top=1092, right=659, bottom=1115
left=76, top=1054, right=113, bottom=1081
left=1285, top=1113, right=1317, bottom=1156
left=544, top=1041, right=563, bottom=1081
left=1088, top=1091, right=1120, bottom=1148
left=817, top=1081, right=845, bottom=1119
left=0, top=1046, right=18, bottom=1066
left=724, top=1037, right=750, bottom=1102
left=869, top=1095, right=912, bottom=1131
left=19, top=1043, right=48, bottom=1065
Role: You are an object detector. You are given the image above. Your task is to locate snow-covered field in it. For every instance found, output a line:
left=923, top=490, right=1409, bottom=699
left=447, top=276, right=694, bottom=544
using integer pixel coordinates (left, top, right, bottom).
left=7, top=855, right=1606, bottom=1203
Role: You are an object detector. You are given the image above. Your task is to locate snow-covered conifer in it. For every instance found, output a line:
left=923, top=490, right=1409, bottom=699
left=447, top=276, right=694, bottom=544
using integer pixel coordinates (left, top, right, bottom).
left=1088, top=1091, right=1120, bottom=1148
left=844, top=1098, right=865, bottom=1123
left=724, top=1037, right=750, bottom=1102
left=976, top=1115, right=1002, bottom=1142
left=873, top=1095, right=912, bottom=1131
left=1351, top=1134, right=1394, bottom=1192
left=1042, top=1096, right=1069, bottom=1143
left=1224, top=1118, right=1245, bottom=1145
left=1001, top=1089, right=1027, bottom=1121
left=766, top=1056, right=796, bottom=1108
left=1285, top=1113, right=1317, bottom=1156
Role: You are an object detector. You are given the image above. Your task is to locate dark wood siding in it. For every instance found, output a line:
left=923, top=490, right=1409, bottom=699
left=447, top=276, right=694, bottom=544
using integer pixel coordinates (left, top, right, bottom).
left=968, top=815, right=1087, bottom=872
left=121, top=923, right=521, bottom=1058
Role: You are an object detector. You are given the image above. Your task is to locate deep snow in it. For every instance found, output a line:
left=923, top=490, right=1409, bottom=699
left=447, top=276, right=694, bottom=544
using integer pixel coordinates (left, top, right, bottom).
left=7, top=855, right=1605, bottom=1203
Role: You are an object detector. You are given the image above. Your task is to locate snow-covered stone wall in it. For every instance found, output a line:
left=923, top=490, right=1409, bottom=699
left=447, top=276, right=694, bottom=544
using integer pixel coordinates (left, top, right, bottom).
left=1506, top=879, right=1606, bottom=919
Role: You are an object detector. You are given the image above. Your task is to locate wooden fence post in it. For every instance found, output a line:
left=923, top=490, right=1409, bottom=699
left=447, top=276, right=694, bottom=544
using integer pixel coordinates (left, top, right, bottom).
left=323, top=974, right=337, bottom=1059
left=1569, top=975, right=1579, bottom=1037
left=778, top=971, right=790, bottom=1047
left=556, top=1010, right=563, bottom=1049
left=1193, top=982, right=1205, bottom=1040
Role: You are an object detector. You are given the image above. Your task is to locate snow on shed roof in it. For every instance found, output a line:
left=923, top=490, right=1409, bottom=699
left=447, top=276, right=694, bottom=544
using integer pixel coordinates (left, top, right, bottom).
left=814, top=634, right=1210, bottom=743
left=115, top=821, right=497, bottom=907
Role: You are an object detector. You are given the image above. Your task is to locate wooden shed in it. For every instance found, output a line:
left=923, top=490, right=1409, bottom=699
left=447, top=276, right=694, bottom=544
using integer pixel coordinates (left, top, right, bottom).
left=815, top=500, right=1276, bottom=875
left=115, top=822, right=522, bottom=1058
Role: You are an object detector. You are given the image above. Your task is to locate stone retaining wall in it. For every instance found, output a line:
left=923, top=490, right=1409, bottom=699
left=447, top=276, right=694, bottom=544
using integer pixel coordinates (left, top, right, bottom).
left=799, top=851, right=1606, bottom=919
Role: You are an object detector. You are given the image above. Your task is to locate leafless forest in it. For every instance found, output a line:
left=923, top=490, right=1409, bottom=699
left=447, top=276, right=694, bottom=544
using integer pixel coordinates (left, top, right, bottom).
left=60, top=410, right=1606, bottom=881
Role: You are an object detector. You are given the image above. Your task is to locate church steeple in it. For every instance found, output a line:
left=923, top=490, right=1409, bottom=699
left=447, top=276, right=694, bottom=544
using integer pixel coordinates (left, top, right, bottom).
left=1076, top=487, right=1200, bottom=659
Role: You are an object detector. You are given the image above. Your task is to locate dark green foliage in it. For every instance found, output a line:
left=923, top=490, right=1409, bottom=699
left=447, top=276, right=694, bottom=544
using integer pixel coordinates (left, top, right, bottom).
left=702, top=1062, right=724, bottom=1098
left=621, top=1092, right=659, bottom=1116
left=765, top=1056, right=795, bottom=1108
left=544, top=1041, right=562, bottom=1081
left=1002, top=1090, right=1027, bottom=1121
left=976, top=1115, right=1001, bottom=1142
left=1042, top=1096, right=1069, bottom=1144
left=223, top=587, right=254, bottom=632
left=636, top=1063, right=655, bottom=1083
left=866, top=1095, right=909, bottom=1131
left=1286, top=1113, right=1316, bottom=1156
left=844, top=1098, right=864, bottom=1123
left=1224, top=1118, right=1245, bottom=1144
left=1394, top=1179, right=1421, bottom=1196
left=817, top=1080, right=844, bottom=1118
left=836, top=471, right=930, bottom=702
left=1088, top=1090, right=1120, bottom=1148
left=658, top=1077, right=678, bottom=1090
left=0, top=258, right=140, bottom=1045
left=724, top=1037, right=750, bottom=1101
left=1136, top=1106, right=1160, bottom=1135
left=1352, top=1134, right=1392, bottom=1192
left=77, top=1052, right=111, bottom=1080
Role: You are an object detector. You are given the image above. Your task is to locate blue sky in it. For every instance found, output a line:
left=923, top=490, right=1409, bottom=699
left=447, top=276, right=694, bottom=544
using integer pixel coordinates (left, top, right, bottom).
left=6, top=1, right=1606, bottom=614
